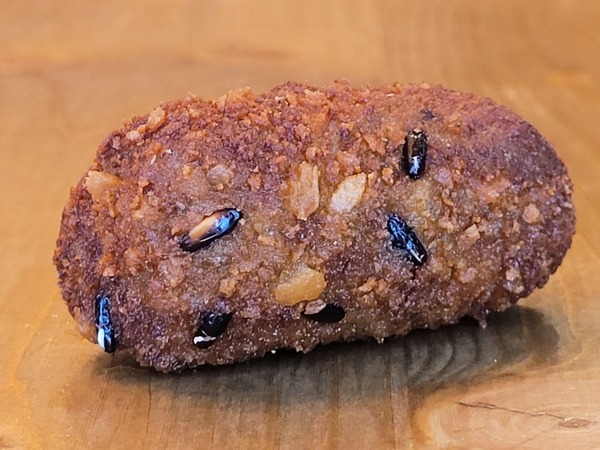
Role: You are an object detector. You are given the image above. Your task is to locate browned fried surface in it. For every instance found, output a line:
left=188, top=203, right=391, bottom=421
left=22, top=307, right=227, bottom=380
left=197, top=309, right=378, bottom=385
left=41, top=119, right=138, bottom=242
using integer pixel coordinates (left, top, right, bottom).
left=54, top=81, right=575, bottom=372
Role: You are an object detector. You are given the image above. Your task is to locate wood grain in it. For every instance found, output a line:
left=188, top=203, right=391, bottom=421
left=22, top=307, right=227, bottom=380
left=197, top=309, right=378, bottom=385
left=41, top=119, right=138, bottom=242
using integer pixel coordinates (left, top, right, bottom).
left=1, top=1, right=599, bottom=448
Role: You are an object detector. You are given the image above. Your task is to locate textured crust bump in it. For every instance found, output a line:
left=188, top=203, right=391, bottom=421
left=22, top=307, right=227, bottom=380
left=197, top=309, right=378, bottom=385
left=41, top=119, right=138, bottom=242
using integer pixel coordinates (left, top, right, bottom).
left=54, top=81, right=575, bottom=372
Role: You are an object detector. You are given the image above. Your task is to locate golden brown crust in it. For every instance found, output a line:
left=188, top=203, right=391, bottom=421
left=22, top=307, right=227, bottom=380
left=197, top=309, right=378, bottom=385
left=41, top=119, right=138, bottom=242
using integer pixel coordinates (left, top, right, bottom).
left=54, top=81, right=575, bottom=372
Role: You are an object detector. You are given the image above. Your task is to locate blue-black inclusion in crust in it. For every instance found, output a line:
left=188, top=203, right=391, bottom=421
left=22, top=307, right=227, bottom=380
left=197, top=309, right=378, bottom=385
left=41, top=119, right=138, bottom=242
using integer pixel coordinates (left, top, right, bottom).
left=387, top=214, right=428, bottom=266
left=180, top=209, right=242, bottom=252
left=402, top=130, right=428, bottom=180
left=193, top=312, right=232, bottom=349
left=96, top=293, right=116, bottom=353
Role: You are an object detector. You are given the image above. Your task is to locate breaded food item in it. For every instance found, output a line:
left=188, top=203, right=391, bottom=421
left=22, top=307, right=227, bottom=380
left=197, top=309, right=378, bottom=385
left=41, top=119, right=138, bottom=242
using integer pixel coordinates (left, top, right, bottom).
left=54, top=81, right=575, bottom=372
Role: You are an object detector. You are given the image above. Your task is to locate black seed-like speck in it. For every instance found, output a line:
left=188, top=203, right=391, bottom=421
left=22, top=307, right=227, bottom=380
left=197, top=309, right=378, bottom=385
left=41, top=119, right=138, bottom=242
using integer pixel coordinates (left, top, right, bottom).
left=180, top=208, right=242, bottom=253
left=387, top=214, right=428, bottom=266
left=303, top=303, right=346, bottom=323
left=96, top=293, right=116, bottom=353
left=193, top=312, right=232, bottom=349
left=402, top=130, right=428, bottom=180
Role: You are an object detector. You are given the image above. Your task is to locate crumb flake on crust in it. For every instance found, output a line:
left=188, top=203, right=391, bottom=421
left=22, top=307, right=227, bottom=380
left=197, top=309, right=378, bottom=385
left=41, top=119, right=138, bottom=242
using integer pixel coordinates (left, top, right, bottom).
left=287, top=162, right=320, bottom=220
left=274, top=265, right=327, bottom=305
left=126, top=106, right=166, bottom=142
left=522, top=203, right=541, bottom=224
left=84, top=170, right=122, bottom=217
left=329, top=172, right=367, bottom=213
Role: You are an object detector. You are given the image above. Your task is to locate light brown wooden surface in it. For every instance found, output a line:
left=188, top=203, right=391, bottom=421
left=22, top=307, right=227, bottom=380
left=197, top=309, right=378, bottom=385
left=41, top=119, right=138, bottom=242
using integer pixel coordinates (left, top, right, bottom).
left=1, top=1, right=599, bottom=448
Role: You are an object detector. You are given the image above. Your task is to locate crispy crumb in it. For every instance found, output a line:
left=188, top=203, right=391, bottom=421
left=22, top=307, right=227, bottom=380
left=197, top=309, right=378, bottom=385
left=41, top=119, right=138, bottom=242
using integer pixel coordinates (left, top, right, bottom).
left=219, top=278, right=237, bottom=297
left=381, top=167, right=394, bottom=184
left=207, top=164, right=234, bottom=190
left=274, top=265, right=327, bottom=305
left=287, top=162, right=320, bottom=220
left=523, top=204, right=541, bottom=224
left=464, top=224, right=480, bottom=240
left=358, top=277, right=377, bottom=293
left=84, top=171, right=122, bottom=203
left=330, top=173, right=367, bottom=213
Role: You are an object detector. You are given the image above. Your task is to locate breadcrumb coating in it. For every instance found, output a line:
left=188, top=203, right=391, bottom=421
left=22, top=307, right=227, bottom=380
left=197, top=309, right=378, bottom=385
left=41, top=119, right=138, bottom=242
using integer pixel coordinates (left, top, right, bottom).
left=54, top=81, right=575, bottom=372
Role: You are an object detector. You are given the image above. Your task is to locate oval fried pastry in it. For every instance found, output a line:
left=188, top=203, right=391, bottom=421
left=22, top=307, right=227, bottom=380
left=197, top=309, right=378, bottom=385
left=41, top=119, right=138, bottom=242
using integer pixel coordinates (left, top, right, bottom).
left=54, top=81, right=575, bottom=372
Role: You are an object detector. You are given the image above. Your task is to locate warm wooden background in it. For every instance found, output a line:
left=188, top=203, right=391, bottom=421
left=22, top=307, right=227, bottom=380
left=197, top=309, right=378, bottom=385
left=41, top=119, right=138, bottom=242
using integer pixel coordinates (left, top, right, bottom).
left=1, top=1, right=599, bottom=448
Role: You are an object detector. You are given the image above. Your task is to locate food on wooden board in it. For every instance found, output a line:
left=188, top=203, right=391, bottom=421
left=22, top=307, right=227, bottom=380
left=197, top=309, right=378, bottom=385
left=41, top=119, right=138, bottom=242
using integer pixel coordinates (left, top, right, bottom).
left=54, top=81, right=575, bottom=372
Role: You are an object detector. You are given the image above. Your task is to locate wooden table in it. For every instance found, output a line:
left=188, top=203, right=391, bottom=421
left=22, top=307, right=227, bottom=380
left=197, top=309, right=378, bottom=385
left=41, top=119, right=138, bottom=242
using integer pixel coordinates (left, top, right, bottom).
left=2, top=1, right=599, bottom=448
